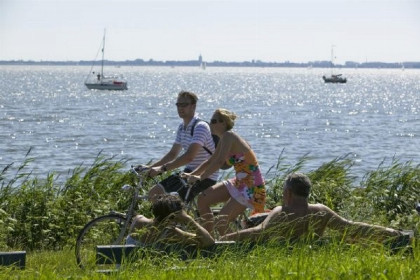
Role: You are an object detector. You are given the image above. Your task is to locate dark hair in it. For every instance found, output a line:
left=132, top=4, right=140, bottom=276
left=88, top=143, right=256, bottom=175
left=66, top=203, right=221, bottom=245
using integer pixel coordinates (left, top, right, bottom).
left=152, top=194, right=184, bottom=223
left=284, top=173, right=311, bottom=198
left=178, top=91, right=198, bottom=105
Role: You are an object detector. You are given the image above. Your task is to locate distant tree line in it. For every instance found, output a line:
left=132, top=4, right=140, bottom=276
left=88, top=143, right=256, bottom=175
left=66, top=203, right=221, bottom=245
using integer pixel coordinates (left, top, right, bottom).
left=1, top=58, right=419, bottom=68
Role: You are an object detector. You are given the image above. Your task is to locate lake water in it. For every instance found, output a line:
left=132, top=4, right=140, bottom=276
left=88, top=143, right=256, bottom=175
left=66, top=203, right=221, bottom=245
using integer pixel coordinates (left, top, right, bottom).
left=1, top=65, right=419, bottom=184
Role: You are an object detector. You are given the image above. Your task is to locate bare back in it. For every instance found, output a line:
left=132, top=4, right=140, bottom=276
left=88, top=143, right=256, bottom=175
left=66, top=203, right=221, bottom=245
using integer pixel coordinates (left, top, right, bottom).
left=260, top=203, right=400, bottom=242
left=261, top=204, right=333, bottom=241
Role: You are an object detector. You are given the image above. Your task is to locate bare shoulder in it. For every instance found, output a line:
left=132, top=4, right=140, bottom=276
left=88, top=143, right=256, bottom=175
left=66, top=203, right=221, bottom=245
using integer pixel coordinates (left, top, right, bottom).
left=308, top=203, right=336, bottom=217
left=222, top=130, right=237, bottom=140
left=219, top=131, right=237, bottom=148
left=222, top=131, right=249, bottom=150
left=261, top=206, right=284, bottom=227
left=309, top=203, right=331, bottom=211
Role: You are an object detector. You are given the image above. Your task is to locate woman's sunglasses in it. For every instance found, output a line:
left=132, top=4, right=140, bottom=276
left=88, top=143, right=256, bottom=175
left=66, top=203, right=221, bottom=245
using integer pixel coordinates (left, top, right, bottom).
left=210, top=119, right=223, bottom=124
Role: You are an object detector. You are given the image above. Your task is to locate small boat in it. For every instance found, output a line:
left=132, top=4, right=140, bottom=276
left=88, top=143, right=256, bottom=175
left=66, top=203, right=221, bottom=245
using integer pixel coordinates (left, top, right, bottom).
left=323, top=45, right=347, bottom=84
left=323, top=74, right=347, bottom=83
left=85, top=30, right=127, bottom=90
left=85, top=75, right=128, bottom=90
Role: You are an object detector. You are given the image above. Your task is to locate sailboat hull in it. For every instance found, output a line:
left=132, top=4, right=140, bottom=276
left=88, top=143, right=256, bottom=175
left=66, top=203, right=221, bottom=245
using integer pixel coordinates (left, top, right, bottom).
left=322, top=75, right=347, bottom=84
left=85, top=81, right=128, bottom=90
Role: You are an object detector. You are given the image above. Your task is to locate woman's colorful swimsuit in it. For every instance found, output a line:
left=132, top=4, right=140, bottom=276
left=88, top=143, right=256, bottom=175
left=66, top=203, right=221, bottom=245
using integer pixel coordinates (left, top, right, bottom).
left=224, top=149, right=266, bottom=213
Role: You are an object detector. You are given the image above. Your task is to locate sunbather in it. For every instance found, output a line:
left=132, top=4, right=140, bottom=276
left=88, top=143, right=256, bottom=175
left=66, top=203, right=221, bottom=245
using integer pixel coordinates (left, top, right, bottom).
left=221, top=173, right=403, bottom=244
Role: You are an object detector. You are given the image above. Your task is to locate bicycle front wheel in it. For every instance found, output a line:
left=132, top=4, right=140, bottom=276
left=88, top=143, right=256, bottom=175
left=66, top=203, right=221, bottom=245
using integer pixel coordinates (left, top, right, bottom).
left=75, top=213, right=128, bottom=269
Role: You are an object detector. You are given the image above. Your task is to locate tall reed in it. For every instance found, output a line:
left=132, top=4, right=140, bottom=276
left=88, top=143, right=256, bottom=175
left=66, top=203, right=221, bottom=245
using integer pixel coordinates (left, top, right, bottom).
left=0, top=151, right=418, bottom=252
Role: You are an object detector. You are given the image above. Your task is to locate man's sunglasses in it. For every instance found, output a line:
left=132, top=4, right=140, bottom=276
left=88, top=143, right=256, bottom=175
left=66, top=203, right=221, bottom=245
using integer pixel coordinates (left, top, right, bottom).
left=175, top=102, right=192, bottom=108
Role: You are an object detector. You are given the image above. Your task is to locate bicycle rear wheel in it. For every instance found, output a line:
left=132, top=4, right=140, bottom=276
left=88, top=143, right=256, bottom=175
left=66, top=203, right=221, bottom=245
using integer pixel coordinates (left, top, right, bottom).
left=75, top=213, right=128, bottom=269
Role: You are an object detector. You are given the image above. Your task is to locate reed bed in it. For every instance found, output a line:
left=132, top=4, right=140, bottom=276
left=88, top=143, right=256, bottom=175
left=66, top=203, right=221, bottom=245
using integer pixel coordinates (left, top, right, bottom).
left=0, top=151, right=419, bottom=278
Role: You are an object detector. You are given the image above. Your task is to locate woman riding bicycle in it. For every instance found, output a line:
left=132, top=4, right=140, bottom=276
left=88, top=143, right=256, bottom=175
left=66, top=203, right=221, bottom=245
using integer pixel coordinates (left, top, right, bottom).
left=184, top=108, right=267, bottom=237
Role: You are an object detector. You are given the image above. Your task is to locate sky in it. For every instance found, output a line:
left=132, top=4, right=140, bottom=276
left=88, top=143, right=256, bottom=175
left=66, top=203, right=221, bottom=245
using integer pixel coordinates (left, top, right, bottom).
left=1, top=0, right=419, bottom=64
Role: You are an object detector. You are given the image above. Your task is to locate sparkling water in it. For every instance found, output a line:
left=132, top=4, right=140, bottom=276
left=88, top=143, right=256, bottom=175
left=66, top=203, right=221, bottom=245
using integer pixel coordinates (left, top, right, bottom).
left=1, top=65, right=418, bottom=183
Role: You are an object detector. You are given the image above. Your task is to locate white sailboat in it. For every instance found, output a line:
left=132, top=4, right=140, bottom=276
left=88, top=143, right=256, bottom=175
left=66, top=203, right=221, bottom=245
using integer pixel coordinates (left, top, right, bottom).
left=85, top=30, right=127, bottom=90
left=322, top=45, right=347, bottom=84
left=200, top=61, right=207, bottom=70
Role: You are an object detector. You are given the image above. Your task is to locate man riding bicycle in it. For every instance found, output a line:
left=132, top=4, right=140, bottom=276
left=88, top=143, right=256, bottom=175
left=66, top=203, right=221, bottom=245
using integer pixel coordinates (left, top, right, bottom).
left=128, top=91, right=218, bottom=241
left=146, top=90, right=218, bottom=202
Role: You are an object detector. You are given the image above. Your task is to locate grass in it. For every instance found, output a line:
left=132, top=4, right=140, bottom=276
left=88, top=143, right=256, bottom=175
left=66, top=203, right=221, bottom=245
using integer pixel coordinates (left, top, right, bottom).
left=0, top=151, right=419, bottom=278
left=1, top=242, right=418, bottom=279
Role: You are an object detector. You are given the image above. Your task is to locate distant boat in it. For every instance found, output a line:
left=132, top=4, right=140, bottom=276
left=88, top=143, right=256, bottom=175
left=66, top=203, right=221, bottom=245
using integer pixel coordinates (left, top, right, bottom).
left=323, top=45, right=347, bottom=84
left=200, top=61, right=206, bottom=70
left=85, top=30, right=127, bottom=90
left=323, top=74, right=347, bottom=83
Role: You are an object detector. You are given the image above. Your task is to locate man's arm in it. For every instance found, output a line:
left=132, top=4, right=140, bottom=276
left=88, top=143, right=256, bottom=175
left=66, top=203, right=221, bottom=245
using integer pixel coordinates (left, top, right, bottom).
left=150, top=143, right=182, bottom=167
left=220, top=224, right=264, bottom=242
left=163, top=142, right=202, bottom=171
left=324, top=205, right=401, bottom=242
left=147, top=144, right=182, bottom=177
left=220, top=206, right=283, bottom=242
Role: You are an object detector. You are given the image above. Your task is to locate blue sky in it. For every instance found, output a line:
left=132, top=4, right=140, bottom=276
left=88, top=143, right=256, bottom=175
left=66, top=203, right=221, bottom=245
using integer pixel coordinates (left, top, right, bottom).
left=1, top=0, right=419, bottom=63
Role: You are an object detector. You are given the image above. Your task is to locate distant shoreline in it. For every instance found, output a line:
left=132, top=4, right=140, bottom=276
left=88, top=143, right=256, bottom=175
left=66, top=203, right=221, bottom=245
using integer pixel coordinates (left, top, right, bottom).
left=1, top=59, right=419, bottom=69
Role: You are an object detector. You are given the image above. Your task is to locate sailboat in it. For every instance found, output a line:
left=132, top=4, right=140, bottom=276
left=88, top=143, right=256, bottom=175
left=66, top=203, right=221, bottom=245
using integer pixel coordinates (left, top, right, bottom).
left=322, top=45, right=347, bottom=84
left=85, top=30, right=128, bottom=90
left=200, top=61, right=207, bottom=70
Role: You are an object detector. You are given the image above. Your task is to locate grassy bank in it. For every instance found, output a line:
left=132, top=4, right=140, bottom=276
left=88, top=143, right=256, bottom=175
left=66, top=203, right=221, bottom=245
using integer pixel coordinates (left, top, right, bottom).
left=1, top=242, right=418, bottom=279
left=0, top=152, right=419, bottom=278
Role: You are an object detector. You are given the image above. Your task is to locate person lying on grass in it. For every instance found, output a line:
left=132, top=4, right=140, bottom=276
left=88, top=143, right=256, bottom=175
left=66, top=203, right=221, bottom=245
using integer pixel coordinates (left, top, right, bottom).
left=220, top=172, right=404, bottom=244
left=126, top=193, right=214, bottom=248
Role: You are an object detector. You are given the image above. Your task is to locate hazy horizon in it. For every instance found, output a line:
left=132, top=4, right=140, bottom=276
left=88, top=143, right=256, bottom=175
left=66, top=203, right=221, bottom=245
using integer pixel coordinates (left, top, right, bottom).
left=1, top=57, right=419, bottom=64
left=1, top=0, right=419, bottom=64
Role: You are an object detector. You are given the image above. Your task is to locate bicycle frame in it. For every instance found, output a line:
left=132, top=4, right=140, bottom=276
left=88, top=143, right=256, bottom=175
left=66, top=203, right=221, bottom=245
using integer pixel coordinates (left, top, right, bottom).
left=113, top=166, right=152, bottom=243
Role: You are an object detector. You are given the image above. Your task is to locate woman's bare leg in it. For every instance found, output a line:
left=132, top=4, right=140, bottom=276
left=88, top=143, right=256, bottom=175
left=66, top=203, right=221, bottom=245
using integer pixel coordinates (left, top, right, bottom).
left=197, top=182, right=230, bottom=235
left=216, top=198, right=246, bottom=236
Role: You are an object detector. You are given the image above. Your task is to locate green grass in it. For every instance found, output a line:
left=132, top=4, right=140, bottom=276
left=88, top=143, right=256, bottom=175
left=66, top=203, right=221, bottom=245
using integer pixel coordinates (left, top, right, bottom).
left=1, top=151, right=419, bottom=278
left=1, top=242, right=418, bottom=279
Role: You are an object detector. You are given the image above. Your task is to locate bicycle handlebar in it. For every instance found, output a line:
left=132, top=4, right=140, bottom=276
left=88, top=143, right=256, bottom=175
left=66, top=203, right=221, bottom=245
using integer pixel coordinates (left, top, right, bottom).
left=131, top=164, right=150, bottom=177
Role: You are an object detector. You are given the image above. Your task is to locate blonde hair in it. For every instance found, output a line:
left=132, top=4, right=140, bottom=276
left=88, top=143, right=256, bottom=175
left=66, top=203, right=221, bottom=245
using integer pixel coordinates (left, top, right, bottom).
left=215, top=108, right=237, bottom=130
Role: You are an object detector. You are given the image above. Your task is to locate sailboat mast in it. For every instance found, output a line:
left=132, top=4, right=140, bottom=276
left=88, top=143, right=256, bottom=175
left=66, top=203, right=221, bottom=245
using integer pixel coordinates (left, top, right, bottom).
left=330, top=45, right=335, bottom=76
left=101, top=30, right=106, bottom=78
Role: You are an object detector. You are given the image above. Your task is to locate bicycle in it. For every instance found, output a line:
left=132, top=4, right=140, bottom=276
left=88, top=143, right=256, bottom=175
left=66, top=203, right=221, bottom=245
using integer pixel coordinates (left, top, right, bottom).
left=75, top=165, right=264, bottom=269
left=75, top=165, right=155, bottom=269
left=75, top=165, right=218, bottom=269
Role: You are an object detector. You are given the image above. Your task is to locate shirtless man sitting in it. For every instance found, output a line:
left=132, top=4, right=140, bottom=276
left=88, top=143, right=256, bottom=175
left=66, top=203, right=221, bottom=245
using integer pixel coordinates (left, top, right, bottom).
left=221, top=173, right=404, bottom=243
